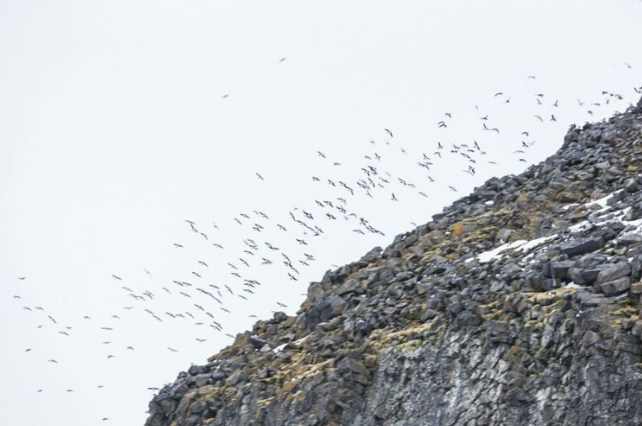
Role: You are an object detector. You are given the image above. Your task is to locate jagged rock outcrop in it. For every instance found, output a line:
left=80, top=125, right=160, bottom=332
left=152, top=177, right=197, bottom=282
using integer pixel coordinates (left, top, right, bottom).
left=146, top=99, right=642, bottom=426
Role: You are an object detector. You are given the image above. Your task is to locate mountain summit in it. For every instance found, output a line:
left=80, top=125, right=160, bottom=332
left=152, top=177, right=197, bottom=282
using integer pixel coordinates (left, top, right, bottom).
left=146, top=98, right=642, bottom=426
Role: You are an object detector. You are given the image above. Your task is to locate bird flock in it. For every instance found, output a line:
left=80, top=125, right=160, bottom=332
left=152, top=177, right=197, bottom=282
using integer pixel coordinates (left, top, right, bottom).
left=8, top=61, right=640, bottom=422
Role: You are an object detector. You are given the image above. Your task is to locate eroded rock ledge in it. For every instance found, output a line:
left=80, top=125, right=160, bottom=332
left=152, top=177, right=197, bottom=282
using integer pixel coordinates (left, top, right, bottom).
left=146, top=100, right=642, bottom=426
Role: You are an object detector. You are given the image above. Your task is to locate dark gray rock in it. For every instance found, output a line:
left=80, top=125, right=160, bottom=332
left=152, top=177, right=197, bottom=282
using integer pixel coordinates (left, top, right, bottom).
left=337, top=279, right=359, bottom=296
left=305, top=296, right=347, bottom=329
left=496, top=228, right=513, bottom=242
left=559, top=237, right=604, bottom=256
left=273, top=311, right=288, bottom=323
left=600, top=277, right=631, bottom=296
left=544, top=260, right=574, bottom=279
left=249, top=335, right=271, bottom=350
left=446, top=301, right=464, bottom=315
left=617, top=233, right=642, bottom=245
left=456, top=310, right=482, bottom=327
left=211, top=369, right=226, bottom=382
left=569, top=266, right=608, bottom=285
left=192, top=374, right=210, bottom=388
left=595, top=262, right=631, bottom=284
left=542, top=278, right=561, bottom=291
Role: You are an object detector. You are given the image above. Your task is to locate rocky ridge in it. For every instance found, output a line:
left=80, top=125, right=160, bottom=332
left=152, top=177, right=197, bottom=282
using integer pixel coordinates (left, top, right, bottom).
left=146, top=97, right=642, bottom=426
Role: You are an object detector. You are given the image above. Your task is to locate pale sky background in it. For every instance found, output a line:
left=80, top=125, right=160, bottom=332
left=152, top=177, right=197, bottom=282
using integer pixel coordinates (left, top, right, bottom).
left=1, top=1, right=641, bottom=425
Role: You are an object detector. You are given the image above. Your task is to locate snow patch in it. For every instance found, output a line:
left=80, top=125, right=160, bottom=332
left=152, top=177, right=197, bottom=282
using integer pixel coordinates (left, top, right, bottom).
left=590, top=192, right=618, bottom=210
left=569, top=220, right=591, bottom=233
left=561, top=203, right=579, bottom=211
left=517, top=234, right=558, bottom=253
left=477, top=240, right=527, bottom=263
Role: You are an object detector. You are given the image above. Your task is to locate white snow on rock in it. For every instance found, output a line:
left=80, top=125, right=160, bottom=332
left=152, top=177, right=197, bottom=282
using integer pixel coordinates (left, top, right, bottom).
left=561, top=203, right=580, bottom=211
left=625, top=217, right=642, bottom=228
left=569, top=198, right=633, bottom=234
left=274, top=335, right=310, bottom=352
left=477, top=240, right=527, bottom=263
left=589, top=191, right=619, bottom=210
left=475, top=232, right=562, bottom=264
left=469, top=189, right=642, bottom=267
left=569, top=220, right=591, bottom=233
left=517, top=234, right=558, bottom=253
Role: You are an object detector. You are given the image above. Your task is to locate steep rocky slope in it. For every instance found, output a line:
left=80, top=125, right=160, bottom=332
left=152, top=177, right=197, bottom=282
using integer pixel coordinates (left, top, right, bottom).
left=146, top=98, right=642, bottom=426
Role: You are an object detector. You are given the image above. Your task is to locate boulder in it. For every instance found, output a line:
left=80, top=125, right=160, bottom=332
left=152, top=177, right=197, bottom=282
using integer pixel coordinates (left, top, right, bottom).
left=559, top=237, right=604, bottom=256
left=600, top=277, right=631, bottom=296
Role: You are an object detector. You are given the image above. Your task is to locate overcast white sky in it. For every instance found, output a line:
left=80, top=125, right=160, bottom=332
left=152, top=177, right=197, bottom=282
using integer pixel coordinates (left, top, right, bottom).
left=1, top=1, right=641, bottom=425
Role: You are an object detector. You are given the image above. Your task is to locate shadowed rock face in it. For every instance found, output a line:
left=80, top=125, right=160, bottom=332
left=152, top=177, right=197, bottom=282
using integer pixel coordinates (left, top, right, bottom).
left=145, top=98, right=642, bottom=426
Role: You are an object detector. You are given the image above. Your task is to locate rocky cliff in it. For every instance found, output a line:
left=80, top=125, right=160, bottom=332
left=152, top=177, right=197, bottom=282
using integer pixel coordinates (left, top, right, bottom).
left=145, top=98, right=642, bottom=426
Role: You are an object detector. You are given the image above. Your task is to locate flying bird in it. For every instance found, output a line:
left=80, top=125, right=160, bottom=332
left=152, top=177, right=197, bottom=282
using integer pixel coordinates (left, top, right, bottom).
left=483, top=123, right=499, bottom=134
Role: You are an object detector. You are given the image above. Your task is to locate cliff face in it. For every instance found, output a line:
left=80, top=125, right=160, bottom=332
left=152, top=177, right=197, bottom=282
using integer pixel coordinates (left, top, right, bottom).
left=146, top=100, right=642, bottom=426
